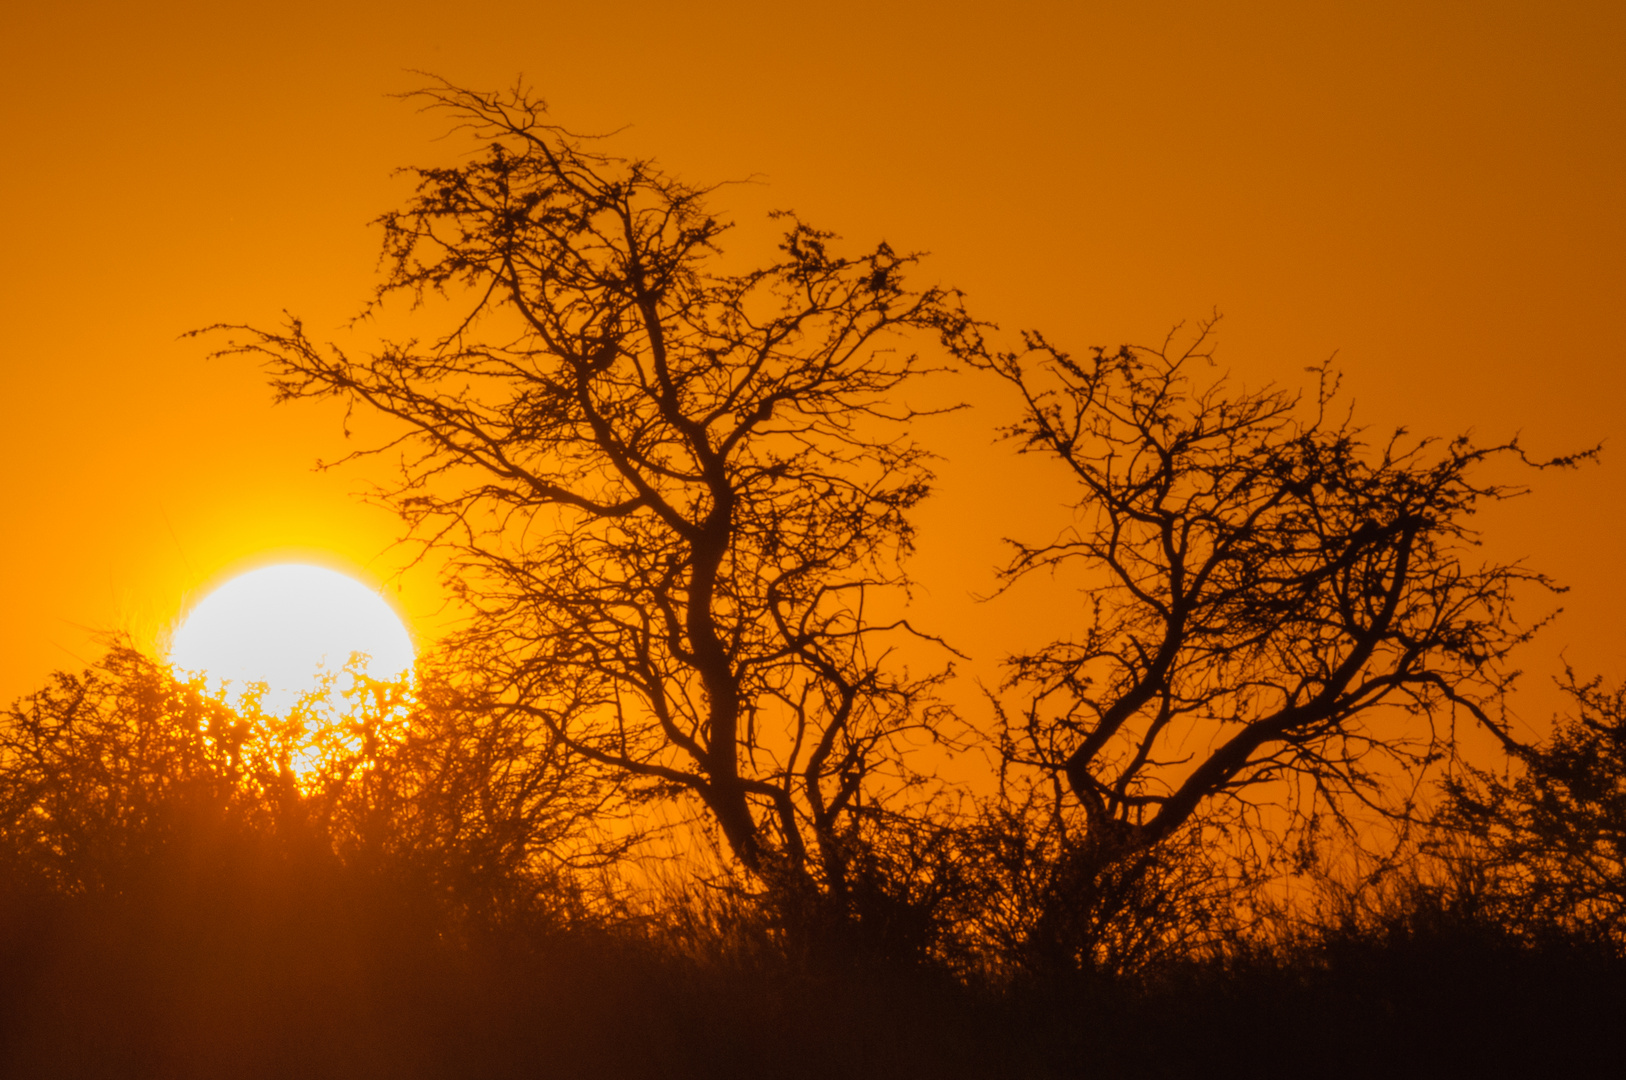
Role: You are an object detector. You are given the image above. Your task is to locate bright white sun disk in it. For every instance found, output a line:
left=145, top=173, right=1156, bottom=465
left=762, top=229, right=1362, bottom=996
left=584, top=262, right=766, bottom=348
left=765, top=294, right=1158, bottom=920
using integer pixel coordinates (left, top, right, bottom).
left=169, top=564, right=414, bottom=713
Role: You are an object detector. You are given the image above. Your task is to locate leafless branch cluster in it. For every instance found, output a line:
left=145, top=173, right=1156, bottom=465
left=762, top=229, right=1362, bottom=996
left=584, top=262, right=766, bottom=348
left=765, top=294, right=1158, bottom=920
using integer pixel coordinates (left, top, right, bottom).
left=169, top=78, right=1615, bottom=965
left=958, top=318, right=1596, bottom=859
left=1441, top=670, right=1626, bottom=942
left=200, top=79, right=981, bottom=909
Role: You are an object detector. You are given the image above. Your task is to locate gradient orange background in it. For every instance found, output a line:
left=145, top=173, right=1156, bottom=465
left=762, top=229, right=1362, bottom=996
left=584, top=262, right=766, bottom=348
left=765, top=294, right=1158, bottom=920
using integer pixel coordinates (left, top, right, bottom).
left=2, top=1, right=1622, bottom=743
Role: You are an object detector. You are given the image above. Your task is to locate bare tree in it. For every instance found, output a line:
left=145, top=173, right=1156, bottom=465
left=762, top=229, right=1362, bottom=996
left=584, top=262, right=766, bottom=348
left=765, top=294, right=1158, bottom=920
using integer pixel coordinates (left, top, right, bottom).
left=965, top=319, right=1594, bottom=864
left=1442, top=669, right=1626, bottom=943
left=202, top=80, right=977, bottom=910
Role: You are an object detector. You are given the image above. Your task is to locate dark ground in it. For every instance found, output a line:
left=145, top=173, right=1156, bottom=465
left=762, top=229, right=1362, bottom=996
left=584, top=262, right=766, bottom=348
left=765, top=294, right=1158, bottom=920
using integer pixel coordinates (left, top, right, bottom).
left=2, top=855, right=1620, bottom=1080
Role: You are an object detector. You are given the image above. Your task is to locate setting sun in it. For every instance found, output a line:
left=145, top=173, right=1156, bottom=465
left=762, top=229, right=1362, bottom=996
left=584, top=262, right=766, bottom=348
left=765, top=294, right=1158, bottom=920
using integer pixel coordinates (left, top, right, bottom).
left=168, top=563, right=414, bottom=713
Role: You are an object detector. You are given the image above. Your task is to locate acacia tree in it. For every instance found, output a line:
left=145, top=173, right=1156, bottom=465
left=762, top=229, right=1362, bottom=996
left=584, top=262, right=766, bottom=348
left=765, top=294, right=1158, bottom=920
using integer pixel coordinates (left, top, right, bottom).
left=967, top=320, right=1593, bottom=865
left=205, top=81, right=975, bottom=910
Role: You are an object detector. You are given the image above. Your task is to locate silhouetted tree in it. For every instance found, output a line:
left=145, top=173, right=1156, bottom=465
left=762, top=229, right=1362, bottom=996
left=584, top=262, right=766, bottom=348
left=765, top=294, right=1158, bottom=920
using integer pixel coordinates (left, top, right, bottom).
left=0, top=644, right=244, bottom=896
left=321, top=661, right=615, bottom=928
left=960, top=799, right=1249, bottom=979
left=1442, top=670, right=1626, bottom=944
left=202, top=79, right=978, bottom=917
left=0, top=642, right=597, bottom=930
left=964, top=319, right=1594, bottom=870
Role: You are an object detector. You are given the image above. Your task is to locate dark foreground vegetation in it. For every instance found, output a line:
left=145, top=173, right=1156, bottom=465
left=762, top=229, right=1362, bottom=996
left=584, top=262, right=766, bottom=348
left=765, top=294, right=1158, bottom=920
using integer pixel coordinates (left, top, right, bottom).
left=6, top=79, right=1623, bottom=1075
left=1, top=805, right=1622, bottom=1080
left=3, top=649, right=1623, bottom=1078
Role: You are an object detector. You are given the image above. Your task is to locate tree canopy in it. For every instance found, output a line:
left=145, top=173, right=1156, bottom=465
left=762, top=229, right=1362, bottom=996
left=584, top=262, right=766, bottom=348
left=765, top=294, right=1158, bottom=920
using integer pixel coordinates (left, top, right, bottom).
left=964, top=320, right=1596, bottom=861
left=203, top=80, right=979, bottom=914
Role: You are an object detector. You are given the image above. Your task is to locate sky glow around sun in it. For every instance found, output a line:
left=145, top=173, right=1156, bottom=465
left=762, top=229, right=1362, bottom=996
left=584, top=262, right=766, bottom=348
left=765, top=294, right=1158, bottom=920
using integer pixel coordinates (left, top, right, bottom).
left=168, top=564, right=414, bottom=714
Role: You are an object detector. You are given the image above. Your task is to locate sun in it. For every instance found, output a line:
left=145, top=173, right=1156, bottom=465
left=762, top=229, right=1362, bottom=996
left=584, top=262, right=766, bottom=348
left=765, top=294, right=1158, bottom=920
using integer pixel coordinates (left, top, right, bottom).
left=168, top=563, right=415, bottom=714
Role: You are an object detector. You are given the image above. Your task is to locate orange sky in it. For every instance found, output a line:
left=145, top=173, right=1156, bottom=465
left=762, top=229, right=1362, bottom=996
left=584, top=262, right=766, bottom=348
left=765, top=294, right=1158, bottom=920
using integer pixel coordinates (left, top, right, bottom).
left=2, top=0, right=1622, bottom=741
